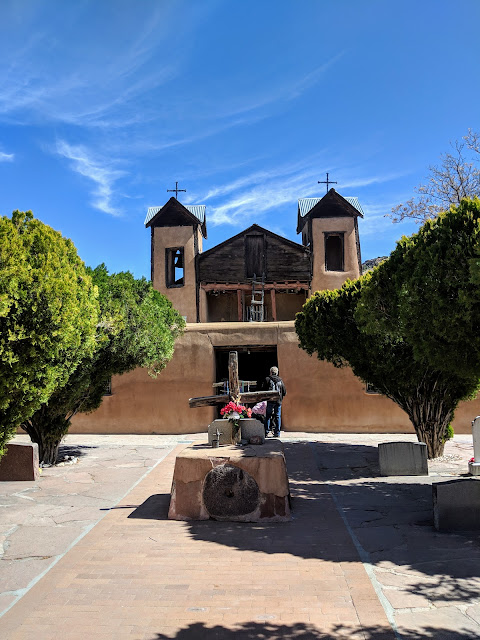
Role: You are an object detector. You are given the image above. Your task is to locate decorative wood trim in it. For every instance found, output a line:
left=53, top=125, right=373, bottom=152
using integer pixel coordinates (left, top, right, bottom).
left=270, top=289, right=277, bottom=321
left=150, top=227, right=154, bottom=283
left=201, top=282, right=308, bottom=292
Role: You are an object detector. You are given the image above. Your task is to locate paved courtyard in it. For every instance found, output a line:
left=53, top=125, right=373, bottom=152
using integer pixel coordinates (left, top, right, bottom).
left=0, top=432, right=479, bottom=639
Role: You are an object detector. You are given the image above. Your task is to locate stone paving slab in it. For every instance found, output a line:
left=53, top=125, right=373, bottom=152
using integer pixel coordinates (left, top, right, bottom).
left=0, top=438, right=396, bottom=640
left=310, top=435, right=480, bottom=639
left=0, top=437, right=177, bottom=616
left=0, top=432, right=479, bottom=639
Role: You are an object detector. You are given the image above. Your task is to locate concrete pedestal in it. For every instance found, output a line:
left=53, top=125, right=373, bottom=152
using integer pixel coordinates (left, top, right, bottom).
left=168, top=440, right=290, bottom=522
left=378, top=441, right=428, bottom=476
left=0, top=443, right=39, bottom=481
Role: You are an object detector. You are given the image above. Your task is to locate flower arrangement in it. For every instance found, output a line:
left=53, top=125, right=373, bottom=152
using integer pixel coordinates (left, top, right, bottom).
left=220, top=401, right=252, bottom=430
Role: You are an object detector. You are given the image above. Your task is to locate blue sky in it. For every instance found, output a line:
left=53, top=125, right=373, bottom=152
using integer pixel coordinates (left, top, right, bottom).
left=0, top=0, right=479, bottom=277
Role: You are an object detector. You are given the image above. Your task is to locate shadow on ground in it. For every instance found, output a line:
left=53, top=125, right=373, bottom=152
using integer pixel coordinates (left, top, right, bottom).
left=128, top=441, right=480, bottom=610
left=150, top=620, right=476, bottom=639
left=57, top=443, right=98, bottom=459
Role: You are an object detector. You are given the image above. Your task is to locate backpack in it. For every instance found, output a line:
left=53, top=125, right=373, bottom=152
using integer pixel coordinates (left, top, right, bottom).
left=268, top=377, right=282, bottom=393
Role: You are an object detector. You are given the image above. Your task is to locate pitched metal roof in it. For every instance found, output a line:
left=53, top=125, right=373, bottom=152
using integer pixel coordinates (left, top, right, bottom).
left=144, top=203, right=206, bottom=226
left=298, top=196, right=364, bottom=217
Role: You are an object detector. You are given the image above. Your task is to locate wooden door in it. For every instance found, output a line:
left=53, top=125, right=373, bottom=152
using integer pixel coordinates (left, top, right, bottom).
left=245, top=235, right=265, bottom=278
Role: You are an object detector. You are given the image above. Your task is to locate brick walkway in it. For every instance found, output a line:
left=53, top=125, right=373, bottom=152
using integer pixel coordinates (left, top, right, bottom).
left=0, top=442, right=396, bottom=640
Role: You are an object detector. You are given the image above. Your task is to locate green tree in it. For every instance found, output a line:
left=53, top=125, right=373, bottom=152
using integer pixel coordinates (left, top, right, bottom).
left=295, top=277, right=474, bottom=458
left=389, top=129, right=480, bottom=223
left=0, top=211, right=99, bottom=459
left=22, top=264, right=185, bottom=464
left=357, top=200, right=480, bottom=455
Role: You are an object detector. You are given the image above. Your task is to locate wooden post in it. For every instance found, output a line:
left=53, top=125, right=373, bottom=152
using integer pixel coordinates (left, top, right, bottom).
left=237, top=289, right=242, bottom=322
left=270, top=289, right=277, bottom=322
left=228, top=351, right=240, bottom=401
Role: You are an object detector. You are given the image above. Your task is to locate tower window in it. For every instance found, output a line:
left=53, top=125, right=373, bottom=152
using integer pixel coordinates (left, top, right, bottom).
left=166, top=247, right=185, bottom=287
left=324, top=233, right=344, bottom=271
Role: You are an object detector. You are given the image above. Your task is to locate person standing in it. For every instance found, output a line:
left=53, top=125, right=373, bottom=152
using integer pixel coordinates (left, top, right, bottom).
left=263, top=366, right=287, bottom=437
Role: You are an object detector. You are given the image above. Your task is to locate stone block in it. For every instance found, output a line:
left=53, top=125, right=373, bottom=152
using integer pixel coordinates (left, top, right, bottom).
left=469, top=461, right=480, bottom=476
left=240, top=418, right=265, bottom=443
left=168, top=440, right=290, bottom=522
left=207, top=419, right=240, bottom=445
left=378, top=441, right=428, bottom=476
left=0, top=443, right=39, bottom=481
left=207, top=418, right=264, bottom=445
left=433, top=479, right=480, bottom=531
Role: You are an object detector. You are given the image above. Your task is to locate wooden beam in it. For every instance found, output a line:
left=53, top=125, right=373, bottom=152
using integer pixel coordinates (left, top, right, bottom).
left=188, top=390, right=280, bottom=409
left=239, top=390, right=280, bottom=404
left=201, top=282, right=308, bottom=292
left=237, top=289, right=242, bottom=322
left=229, top=351, right=240, bottom=400
left=188, top=393, right=229, bottom=408
left=270, top=288, right=277, bottom=322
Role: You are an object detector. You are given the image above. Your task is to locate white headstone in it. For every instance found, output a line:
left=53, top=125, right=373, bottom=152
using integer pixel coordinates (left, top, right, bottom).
left=468, top=416, right=480, bottom=476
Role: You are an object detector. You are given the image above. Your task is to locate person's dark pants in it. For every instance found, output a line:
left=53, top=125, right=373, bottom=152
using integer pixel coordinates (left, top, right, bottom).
left=266, top=402, right=282, bottom=437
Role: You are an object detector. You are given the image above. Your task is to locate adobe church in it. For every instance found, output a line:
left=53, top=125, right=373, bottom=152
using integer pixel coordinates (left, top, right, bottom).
left=71, top=188, right=478, bottom=435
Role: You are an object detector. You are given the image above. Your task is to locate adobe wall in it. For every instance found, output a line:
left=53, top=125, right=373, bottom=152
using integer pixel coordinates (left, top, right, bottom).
left=71, top=321, right=480, bottom=435
left=152, top=226, right=199, bottom=322
left=310, top=217, right=360, bottom=293
left=275, top=292, right=307, bottom=321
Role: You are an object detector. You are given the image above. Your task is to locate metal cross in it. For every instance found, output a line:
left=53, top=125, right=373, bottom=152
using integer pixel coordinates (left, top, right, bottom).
left=318, top=172, right=337, bottom=193
left=167, top=181, right=186, bottom=199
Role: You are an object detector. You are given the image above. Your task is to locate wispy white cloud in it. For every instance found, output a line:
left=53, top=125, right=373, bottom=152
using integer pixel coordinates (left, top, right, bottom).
left=56, top=140, right=126, bottom=216
left=340, top=171, right=409, bottom=190
left=0, top=5, right=180, bottom=129
left=194, top=158, right=408, bottom=231
left=196, top=161, right=323, bottom=226
left=109, top=53, right=347, bottom=155
left=0, top=150, right=14, bottom=162
left=214, top=52, right=346, bottom=121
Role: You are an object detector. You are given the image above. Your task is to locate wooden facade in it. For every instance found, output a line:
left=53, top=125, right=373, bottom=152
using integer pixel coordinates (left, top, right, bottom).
left=145, top=189, right=362, bottom=323
left=198, top=224, right=311, bottom=284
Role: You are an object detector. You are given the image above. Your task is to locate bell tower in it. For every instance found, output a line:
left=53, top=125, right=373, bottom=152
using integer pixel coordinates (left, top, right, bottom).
left=145, top=197, right=206, bottom=322
left=297, top=189, right=363, bottom=293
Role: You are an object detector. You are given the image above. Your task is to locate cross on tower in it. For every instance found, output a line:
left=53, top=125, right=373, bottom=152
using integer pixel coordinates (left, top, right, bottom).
left=189, top=351, right=279, bottom=409
left=318, top=172, right=337, bottom=193
left=167, top=181, right=187, bottom=199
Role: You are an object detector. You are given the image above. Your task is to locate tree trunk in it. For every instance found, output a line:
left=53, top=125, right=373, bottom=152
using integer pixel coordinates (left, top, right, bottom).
left=405, top=397, right=454, bottom=459
left=22, top=409, right=70, bottom=465
left=39, top=440, right=60, bottom=466
left=22, top=422, right=60, bottom=464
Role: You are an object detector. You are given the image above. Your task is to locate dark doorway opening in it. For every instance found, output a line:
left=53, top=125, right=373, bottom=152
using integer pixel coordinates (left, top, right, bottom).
left=214, top=345, right=277, bottom=411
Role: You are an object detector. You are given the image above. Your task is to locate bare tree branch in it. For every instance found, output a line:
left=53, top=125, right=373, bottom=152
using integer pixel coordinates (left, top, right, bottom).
left=388, top=131, right=480, bottom=223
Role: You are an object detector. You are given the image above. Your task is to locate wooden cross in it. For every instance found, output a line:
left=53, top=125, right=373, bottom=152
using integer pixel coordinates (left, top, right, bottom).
left=167, top=181, right=186, bottom=199
left=189, top=351, right=280, bottom=408
left=318, top=172, right=337, bottom=193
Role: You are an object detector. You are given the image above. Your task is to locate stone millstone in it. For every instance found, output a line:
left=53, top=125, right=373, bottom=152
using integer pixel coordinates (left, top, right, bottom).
left=202, top=464, right=259, bottom=518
